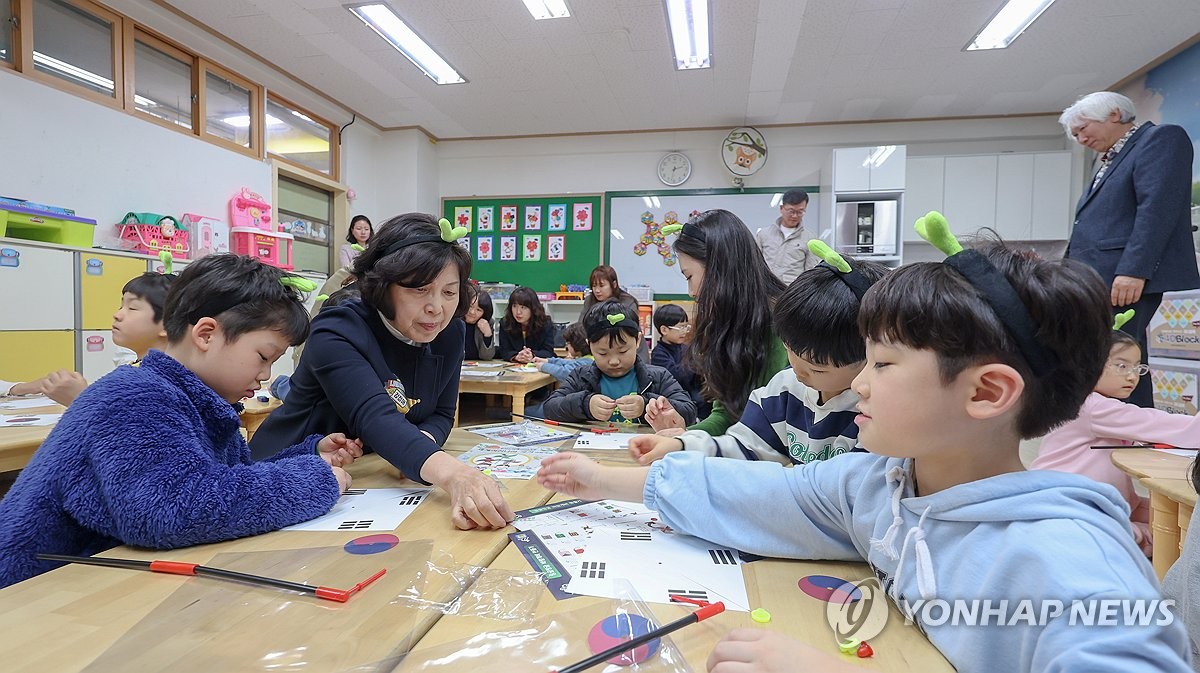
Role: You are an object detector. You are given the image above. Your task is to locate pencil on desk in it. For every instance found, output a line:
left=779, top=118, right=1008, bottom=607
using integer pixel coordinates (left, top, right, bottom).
left=509, top=412, right=588, bottom=432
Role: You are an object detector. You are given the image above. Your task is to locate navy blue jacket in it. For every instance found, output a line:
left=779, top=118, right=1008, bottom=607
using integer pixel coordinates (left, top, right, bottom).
left=651, top=341, right=706, bottom=408
left=249, top=299, right=463, bottom=482
left=0, top=351, right=339, bottom=588
left=1067, top=122, right=1199, bottom=294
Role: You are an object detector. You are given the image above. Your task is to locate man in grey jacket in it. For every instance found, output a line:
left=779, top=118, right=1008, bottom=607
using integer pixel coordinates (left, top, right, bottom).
left=756, top=189, right=816, bottom=285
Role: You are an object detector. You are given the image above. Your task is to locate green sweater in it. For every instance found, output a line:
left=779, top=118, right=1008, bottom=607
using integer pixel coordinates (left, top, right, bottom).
left=688, top=335, right=790, bottom=436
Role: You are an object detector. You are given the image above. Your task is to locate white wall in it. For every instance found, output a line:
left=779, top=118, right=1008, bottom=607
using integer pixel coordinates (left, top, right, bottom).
left=436, top=117, right=1072, bottom=199
left=0, top=70, right=271, bottom=246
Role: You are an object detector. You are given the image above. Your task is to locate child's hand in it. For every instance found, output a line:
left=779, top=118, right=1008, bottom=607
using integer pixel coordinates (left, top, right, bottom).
left=645, top=397, right=686, bottom=431
left=537, top=452, right=607, bottom=499
left=41, top=369, right=88, bottom=406
left=589, top=394, right=617, bottom=421
left=533, top=357, right=548, bottom=364
left=706, top=629, right=857, bottom=673
left=331, top=466, right=353, bottom=493
left=616, top=394, right=646, bottom=420
left=628, top=435, right=683, bottom=465
left=317, top=433, right=364, bottom=467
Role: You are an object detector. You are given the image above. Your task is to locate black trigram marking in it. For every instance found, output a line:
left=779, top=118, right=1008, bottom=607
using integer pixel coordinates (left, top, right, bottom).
left=668, top=589, right=709, bottom=602
left=398, top=494, right=425, bottom=506
left=708, top=549, right=737, bottom=565
left=344, top=489, right=367, bottom=496
left=620, top=531, right=652, bottom=541
left=579, top=561, right=606, bottom=578
left=338, top=520, right=373, bottom=530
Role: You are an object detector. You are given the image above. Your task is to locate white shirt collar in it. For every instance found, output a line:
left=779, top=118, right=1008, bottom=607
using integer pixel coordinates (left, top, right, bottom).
left=377, top=310, right=423, bottom=346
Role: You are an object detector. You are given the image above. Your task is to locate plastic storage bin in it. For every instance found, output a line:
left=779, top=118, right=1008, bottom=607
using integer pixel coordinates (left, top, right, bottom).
left=231, top=226, right=293, bottom=270
left=0, top=204, right=97, bottom=247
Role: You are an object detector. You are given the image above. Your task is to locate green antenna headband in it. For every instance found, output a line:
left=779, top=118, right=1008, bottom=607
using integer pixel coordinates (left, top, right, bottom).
left=586, top=312, right=641, bottom=341
left=1112, top=309, right=1135, bottom=331
left=661, top=211, right=712, bottom=241
left=806, top=240, right=874, bottom=299
left=915, top=211, right=1059, bottom=377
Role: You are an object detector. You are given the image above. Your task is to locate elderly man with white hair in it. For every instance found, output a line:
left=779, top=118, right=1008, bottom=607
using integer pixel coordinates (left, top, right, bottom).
left=1061, top=91, right=1198, bottom=407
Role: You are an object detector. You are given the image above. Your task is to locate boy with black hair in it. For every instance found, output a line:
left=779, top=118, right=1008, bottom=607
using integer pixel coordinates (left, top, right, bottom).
left=649, top=304, right=707, bottom=417
left=0, top=254, right=360, bottom=588
left=543, top=299, right=696, bottom=425
left=540, top=228, right=1188, bottom=672
left=534, top=322, right=594, bottom=382
left=635, top=255, right=888, bottom=465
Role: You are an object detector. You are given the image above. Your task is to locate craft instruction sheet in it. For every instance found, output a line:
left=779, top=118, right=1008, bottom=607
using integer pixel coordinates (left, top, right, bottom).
left=283, top=488, right=431, bottom=532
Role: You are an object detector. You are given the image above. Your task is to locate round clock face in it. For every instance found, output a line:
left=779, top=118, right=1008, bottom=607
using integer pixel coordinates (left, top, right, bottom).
left=657, top=152, right=691, bottom=186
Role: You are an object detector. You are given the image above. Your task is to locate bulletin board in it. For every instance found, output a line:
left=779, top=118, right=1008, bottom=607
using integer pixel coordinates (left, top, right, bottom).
left=604, top=186, right=821, bottom=297
left=441, top=194, right=603, bottom=292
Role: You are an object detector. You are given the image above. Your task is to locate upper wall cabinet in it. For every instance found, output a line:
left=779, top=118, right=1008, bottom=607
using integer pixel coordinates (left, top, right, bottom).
left=832, top=146, right=907, bottom=193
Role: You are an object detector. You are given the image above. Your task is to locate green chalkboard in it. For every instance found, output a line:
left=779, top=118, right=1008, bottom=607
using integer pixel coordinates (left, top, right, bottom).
left=442, top=194, right=603, bottom=292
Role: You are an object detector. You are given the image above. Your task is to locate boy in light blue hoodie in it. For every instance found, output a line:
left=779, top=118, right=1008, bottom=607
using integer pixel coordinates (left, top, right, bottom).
left=537, top=216, right=1190, bottom=673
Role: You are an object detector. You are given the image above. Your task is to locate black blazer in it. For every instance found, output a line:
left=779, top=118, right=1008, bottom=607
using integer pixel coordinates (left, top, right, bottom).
left=1067, top=122, right=1199, bottom=294
left=497, top=319, right=555, bottom=361
left=249, top=300, right=463, bottom=482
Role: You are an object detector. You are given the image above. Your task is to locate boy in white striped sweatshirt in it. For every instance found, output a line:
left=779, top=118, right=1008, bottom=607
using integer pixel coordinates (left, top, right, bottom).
left=631, top=250, right=888, bottom=465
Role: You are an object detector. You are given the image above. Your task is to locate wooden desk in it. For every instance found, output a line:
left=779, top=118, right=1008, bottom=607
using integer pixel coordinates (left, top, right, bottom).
left=0, top=400, right=62, bottom=473
left=238, top=395, right=282, bottom=441
left=457, top=367, right=557, bottom=423
left=1111, top=448, right=1195, bottom=480
left=0, top=429, right=555, bottom=673
left=1139, top=477, right=1199, bottom=580
left=408, top=539, right=953, bottom=672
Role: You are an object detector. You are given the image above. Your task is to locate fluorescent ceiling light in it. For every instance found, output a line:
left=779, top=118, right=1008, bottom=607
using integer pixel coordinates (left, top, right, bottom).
left=347, top=3, right=465, bottom=84
left=664, top=0, right=710, bottom=70
left=522, top=0, right=570, bottom=20
left=965, top=0, right=1056, bottom=51
left=223, top=114, right=285, bottom=128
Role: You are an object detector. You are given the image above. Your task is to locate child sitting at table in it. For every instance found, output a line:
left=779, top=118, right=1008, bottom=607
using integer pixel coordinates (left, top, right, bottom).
left=5, top=272, right=177, bottom=406
left=0, top=254, right=360, bottom=589
left=649, top=304, right=709, bottom=418
left=537, top=215, right=1189, bottom=673
left=534, top=322, right=593, bottom=382
left=1031, top=320, right=1200, bottom=556
left=635, top=248, right=888, bottom=465
left=542, top=299, right=696, bottom=425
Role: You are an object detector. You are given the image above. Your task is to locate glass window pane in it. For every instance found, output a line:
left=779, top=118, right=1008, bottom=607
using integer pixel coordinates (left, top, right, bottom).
left=205, top=70, right=251, bottom=147
left=266, top=99, right=333, bottom=175
left=32, top=0, right=115, bottom=98
left=1, top=1, right=14, bottom=65
left=134, top=39, right=193, bottom=130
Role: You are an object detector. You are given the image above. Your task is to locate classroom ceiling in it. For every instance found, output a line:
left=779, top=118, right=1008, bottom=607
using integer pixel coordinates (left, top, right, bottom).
left=161, top=0, right=1200, bottom=138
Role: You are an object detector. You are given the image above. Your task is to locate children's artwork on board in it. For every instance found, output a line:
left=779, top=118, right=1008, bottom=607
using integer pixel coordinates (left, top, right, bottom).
left=573, top=203, right=592, bottom=231
left=631, top=211, right=676, bottom=267
left=477, top=206, right=494, bottom=231
left=525, top=205, right=542, bottom=231
left=523, top=235, right=542, bottom=262
left=457, top=443, right=559, bottom=480
left=477, top=236, right=493, bottom=261
left=457, top=236, right=471, bottom=253
left=548, top=235, right=565, bottom=262
left=501, top=206, right=518, bottom=231
left=548, top=204, right=567, bottom=231
left=500, top=236, right=517, bottom=261
left=454, top=206, right=473, bottom=232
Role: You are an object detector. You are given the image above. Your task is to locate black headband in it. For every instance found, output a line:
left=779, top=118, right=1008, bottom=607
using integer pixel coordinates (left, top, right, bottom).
left=378, top=234, right=452, bottom=259
left=943, top=250, right=1059, bottom=377
left=586, top=315, right=642, bottom=342
left=820, top=261, right=873, bottom=300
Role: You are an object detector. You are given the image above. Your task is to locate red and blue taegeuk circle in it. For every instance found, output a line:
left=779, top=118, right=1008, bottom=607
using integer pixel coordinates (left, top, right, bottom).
left=587, top=613, right=662, bottom=666
left=343, top=534, right=400, bottom=555
left=797, top=574, right=862, bottom=603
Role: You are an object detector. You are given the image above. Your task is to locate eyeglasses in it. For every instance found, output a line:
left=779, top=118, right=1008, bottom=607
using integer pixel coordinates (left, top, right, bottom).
left=666, top=324, right=691, bottom=333
left=1106, top=362, right=1150, bottom=377
left=781, top=207, right=806, bottom=217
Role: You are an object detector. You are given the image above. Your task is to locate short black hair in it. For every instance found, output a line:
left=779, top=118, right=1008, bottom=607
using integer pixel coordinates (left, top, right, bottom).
left=782, top=189, right=809, bottom=206
left=775, top=257, right=889, bottom=366
left=562, top=322, right=590, bottom=356
left=346, top=214, right=373, bottom=244
left=584, top=299, right=641, bottom=348
left=472, top=284, right=494, bottom=322
left=164, top=254, right=310, bottom=346
left=653, top=303, right=688, bottom=331
left=353, top=213, right=472, bottom=320
left=121, top=272, right=176, bottom=322
left=859, top=241, right=1111, bottom=439
left=1111, top=329, right=1140, bottom=351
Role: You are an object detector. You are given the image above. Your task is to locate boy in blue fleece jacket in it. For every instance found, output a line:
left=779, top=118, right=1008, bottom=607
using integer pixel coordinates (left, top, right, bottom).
left=0, top=254, right=361, bottom=588
left=539, top=227, right=1190, bottom=673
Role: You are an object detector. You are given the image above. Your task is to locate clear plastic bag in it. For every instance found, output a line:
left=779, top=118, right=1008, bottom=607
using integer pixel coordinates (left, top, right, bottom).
left=394, top=552, right=545, bottom=621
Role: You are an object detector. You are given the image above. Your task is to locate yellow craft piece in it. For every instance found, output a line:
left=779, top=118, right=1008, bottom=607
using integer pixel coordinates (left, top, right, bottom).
left=838, top=638, right=861, bottom=654
left=750, top=608, right=771, bottom=623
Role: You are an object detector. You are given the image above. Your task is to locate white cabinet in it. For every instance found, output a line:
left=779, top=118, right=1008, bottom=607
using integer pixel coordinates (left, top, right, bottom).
left=80, top=330, right=134, bottom=382
left=832, top=146, right=907, bottom=192
left=903, top=157, right=945, bottom=242
left=1032, top=152, right=1072, bottom=240
left=943, top=155, right=998, bottom=234
left=995, top=154, right=1035, bottom=240
left=0, top=243, right=75, bottom=330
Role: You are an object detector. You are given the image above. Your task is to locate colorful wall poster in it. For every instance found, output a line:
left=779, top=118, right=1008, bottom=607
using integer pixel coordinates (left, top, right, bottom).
left=548, top=204, right=567, bottom=231
left=525, top=205, right=542, bottom=230
left=454, top=206, right=473, bottom=231
left=523, top=235, right=542, bottom=261
left=457, top=236, right=470, bottom=253
left=477, top=236, right=493, bottom=261
left=501, top=205, right=518, bottom=231
left=573, top=203, right=592, bottom=231
left=477, top=206, right=494, bottom=231
left=500, top=236, right=517, bottom=261
left=548, top=234, right=565, bottom=261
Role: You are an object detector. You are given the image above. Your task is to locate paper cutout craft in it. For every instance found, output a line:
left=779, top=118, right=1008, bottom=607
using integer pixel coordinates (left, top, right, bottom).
left=548, top=204, right=567, bottom=231
left=477, top=206, right=494, bottom=231
left=344, top=534, right=400, bottom=555
left=573, top=203, right=592, bottom=231
left=454, top=206, right=473, bottom=232
left=501, top=205, right=518, bottom=231
left=500, top=236, right=517, bottom=261
left=525, top=205, right=542, bottom=230
left=457, top=443, right=558, bottom=479
left=468, top=421, right=574, bottom=447
left=477, top=236, right=493, bottom=261
left=523, top=235, right=542, bottom=261
left=283, top=488, right=430, bottom=532
left=548, top=235, right=565, bottom=262
left=587, top=613, right=662, bottom=665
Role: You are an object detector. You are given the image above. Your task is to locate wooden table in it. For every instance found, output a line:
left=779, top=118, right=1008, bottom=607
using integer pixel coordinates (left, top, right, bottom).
left=1111, top=449, right=1198, bottom=579
left=457, top=366, right=557, bottom=423
left=0, top=398, right=62, bottom=472
left=238, top=395, right=282, bottom=441
left=0, top=429, right=555, bottom=673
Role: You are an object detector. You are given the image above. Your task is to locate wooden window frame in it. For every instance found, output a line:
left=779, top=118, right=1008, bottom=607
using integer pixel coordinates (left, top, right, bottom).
left=2, top=0, right=20, bottom=71
left=272, top=160, right=349, bottom=275
left=197, top=58, right=263, bottom=160
left=122, top=27, right=198, bottom=137
left=24, top=0, right=125, bottom=110
left=266, top=92, right=341, bottom=182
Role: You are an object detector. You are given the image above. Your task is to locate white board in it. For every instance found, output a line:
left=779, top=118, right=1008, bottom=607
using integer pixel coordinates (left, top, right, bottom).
left=607, top=190, right=823, bottom=295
